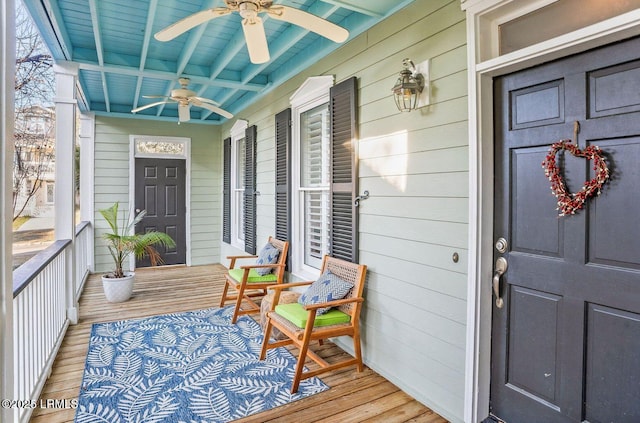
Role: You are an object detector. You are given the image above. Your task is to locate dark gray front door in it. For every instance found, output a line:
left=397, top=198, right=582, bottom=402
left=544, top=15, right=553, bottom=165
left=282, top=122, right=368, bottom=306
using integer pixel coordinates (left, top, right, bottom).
left=135, top=158, right=186, bottom=267
left=491, top=37, right=640, bottom=423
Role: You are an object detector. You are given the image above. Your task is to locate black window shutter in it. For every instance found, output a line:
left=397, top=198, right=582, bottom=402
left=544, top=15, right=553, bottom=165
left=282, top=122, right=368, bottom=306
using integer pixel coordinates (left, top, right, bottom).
left=329, top=76, right=359, bottom=262
left=222, top=137, right=231, bottom=244
left=244, top=125, right=257, bottom=254
left=274, top=108, right=291, bottom=244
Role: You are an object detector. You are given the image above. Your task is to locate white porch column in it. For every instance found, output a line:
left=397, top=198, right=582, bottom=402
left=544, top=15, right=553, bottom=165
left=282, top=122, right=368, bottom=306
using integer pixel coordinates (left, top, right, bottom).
left=53, top=61, right=79, bottom=324
left=79, top=112, right=95, bottom=272
left=1, top=0, right=16, bottom=419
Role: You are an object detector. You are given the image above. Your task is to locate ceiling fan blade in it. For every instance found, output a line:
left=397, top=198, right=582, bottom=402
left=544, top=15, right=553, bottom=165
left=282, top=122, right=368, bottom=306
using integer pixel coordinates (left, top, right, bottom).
left=178, top=103, right=190, bottom=122
left=196, top=102, right=234, bottom=119
left=131, top=100, right=171, bottom=113
left=143, top=95, right=170, bottom=99
left=242, top=16, right=270, bottom=64
left=267, top=5, right=349, bottom=43
left=191, top=96, right=220, bottom=106
left=154, top=8, right=230, bottom=42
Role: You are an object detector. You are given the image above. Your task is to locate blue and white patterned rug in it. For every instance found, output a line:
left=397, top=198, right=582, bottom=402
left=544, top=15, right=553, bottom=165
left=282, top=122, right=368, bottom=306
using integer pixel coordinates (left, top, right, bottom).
left=75, top=306, right=328, bottom=422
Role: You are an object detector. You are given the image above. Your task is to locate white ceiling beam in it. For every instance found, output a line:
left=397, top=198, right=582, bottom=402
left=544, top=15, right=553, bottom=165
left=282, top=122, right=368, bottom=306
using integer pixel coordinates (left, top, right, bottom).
left=133, top=0, right=159, bottom=111
left=319, top=0, right=382, bottom=17
left=88, top=0, right=110, bottom=112
left=75, top=61, right=266, bottom=91
left=93, top=110, right=220, bottom=125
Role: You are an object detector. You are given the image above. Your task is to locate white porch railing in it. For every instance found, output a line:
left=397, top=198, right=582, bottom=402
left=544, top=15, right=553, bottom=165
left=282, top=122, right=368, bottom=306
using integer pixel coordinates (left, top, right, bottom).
left=74, top=221, right=91, bottom=299
left=11, top=221, right=92, bottom=423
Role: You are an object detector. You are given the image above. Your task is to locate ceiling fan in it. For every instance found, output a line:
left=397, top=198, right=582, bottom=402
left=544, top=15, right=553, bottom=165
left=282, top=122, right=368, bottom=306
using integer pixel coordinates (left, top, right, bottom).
left=131, top=77, right=233, bottom=122
left=154, top=1, right=349, bottom=64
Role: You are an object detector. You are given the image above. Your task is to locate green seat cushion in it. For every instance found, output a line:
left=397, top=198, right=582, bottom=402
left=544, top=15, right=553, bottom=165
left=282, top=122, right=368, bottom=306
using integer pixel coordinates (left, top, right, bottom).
left=228, top=268, right=278, bottom=283
left=275, top=302, right=351, bottom=328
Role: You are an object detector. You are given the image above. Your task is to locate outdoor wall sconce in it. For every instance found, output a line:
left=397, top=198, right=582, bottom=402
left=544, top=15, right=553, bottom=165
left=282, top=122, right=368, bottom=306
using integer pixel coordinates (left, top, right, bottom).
left=392, top=58, right=426, bottom=112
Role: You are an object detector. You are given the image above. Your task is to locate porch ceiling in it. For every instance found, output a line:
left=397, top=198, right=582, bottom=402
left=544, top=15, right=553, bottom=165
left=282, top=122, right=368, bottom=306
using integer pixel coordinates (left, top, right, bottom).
left=23, top=0, right=413, bottom=125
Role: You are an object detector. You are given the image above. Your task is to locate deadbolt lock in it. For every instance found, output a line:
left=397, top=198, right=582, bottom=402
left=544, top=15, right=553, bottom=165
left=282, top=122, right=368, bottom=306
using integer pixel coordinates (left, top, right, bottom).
left=495, top=237, right=508, bottom=254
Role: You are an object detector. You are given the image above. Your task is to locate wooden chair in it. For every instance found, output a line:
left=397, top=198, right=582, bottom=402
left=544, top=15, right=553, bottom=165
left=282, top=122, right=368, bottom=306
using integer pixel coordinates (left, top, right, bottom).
left=259, top=255, right=367, bottom=393
left=220, top=237, right=289, bottom=324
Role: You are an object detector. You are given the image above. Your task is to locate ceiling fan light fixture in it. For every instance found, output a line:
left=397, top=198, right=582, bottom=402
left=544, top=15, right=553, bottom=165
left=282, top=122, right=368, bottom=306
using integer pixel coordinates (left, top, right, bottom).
left=178, top=103, right=190, bottom=123
left=239, top=2, right=259, bottom=20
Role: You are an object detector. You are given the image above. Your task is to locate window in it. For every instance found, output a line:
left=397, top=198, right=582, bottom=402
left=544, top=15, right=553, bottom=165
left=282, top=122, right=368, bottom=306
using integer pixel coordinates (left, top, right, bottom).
left=284, top=76, right=359, bottom=278
left=299, top=103, right=330, bottom=269
left=229, top=119, right=248, bottom=248
left=291, top=77, right=332, bottom=276
left=223, top=120, right=257, bottom=254
left=232, top=136, right=246, bottom=246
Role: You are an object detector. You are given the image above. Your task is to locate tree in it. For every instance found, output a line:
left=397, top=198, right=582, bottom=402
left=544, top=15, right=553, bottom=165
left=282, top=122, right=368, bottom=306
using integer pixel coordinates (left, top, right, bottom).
left=12, top=0, right=55, bottom=221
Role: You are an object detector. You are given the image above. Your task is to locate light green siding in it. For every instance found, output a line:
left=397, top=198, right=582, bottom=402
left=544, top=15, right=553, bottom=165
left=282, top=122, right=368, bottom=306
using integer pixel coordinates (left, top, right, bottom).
left=219, top=1, right=468, bottom=421
left=93, top=117, right=221, bottom=272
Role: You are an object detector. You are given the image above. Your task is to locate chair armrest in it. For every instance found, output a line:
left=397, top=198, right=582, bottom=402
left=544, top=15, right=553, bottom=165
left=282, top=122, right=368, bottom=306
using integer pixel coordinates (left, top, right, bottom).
left=267, top=281, right=314, bottom=291
left=239, top=263, right=285, bottom=270
left=226, top=254, right=259, bottom=259
left=266, top=281, right=312, bottom=310
left=226, top=254, right=258, bottom=269
left=303, top=297, right=364, bottom=311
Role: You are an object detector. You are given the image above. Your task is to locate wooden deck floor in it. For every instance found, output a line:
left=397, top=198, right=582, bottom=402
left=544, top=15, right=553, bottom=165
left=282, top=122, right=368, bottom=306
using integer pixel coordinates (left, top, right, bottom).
left=30, top=264, right=448, bottom=423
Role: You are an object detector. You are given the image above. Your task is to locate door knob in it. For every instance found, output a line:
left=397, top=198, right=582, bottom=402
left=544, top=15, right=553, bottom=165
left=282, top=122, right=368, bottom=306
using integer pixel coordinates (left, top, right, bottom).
left=135, top=208, right=141, bottom=213
left=493, top=256, right=508, bottom=308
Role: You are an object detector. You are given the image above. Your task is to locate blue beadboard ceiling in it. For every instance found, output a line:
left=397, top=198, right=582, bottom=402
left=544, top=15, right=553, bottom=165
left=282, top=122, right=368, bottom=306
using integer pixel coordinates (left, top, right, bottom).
left=23, top=0, right=414, bottom=124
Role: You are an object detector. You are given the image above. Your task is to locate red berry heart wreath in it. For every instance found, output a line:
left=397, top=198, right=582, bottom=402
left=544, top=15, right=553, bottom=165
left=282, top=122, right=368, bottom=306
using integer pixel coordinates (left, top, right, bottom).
left=541, top=140, right=610, bottom=216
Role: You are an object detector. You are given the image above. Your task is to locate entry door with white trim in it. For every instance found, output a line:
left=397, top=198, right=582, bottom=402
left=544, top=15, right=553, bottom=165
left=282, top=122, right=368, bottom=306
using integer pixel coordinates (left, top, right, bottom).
left=491, top=36, right=640, bottom=423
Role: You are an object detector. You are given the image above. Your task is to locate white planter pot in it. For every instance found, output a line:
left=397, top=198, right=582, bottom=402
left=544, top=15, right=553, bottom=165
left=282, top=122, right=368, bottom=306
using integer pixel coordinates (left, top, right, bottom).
left=101, top=272, right=134, bottom=303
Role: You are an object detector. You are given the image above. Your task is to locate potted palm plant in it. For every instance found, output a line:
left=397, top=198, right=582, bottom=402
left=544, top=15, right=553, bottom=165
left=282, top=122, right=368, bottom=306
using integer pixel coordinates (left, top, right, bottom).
left=100, top=202, right=175, bottom=302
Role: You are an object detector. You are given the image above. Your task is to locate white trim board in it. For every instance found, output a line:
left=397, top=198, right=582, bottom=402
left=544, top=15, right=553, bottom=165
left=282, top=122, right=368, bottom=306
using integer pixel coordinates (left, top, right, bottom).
left=229, top=119, right=248, bottom=250
left=1, top=1, right=16, bottom=418
left=462, top=2, right=640, bottom=422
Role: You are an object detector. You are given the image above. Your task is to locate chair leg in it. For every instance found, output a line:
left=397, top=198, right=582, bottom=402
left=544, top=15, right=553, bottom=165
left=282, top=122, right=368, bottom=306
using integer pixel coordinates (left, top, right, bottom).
left=231, top=284, right=246, bottom=324
left=219, top=280, right=230, bottom=308
left=353, top=329, right=363, bottom=372
left=291, top=334, right=314, bottom=394
left=259, top=318, right=274, bottom=360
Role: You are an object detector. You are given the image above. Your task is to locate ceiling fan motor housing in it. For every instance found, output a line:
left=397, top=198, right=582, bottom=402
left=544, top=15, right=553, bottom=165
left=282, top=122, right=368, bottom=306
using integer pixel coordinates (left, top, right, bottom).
left=226, top=1, right=273, bottom=10
left=171, top=88, right=196, bottom=98
left=172, top=78, right=195, bottom=98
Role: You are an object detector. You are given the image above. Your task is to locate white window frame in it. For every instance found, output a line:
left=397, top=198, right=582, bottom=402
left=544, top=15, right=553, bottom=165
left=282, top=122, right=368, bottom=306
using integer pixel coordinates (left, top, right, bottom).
left=230, top=119, right=248, bottom=249
left=290, top=76, right=334, bottom=280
